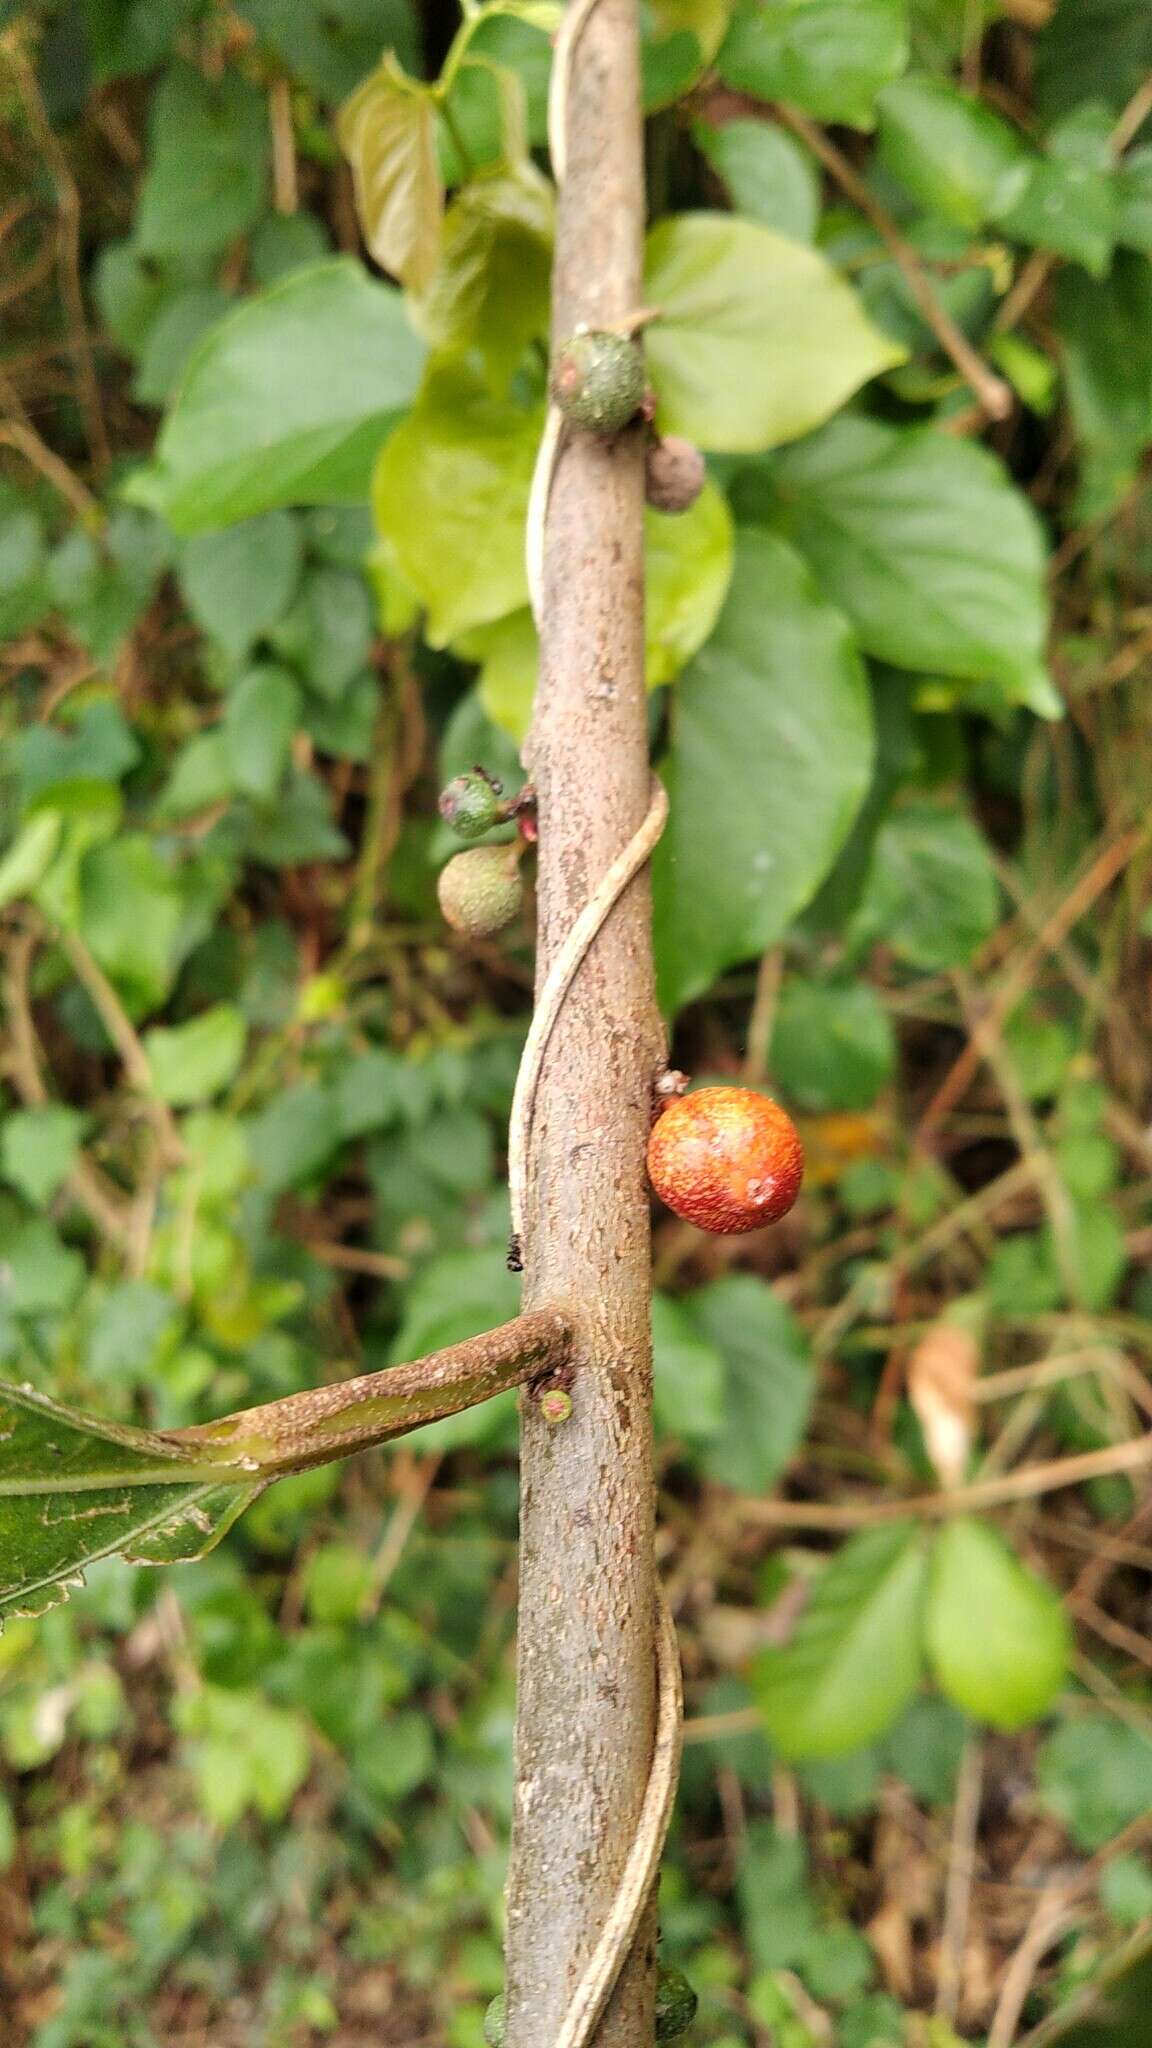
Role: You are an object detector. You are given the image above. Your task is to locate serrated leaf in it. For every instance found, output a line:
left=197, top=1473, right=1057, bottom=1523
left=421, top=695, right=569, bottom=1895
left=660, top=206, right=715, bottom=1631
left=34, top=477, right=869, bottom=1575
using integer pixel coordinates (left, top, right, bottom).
left=718, top=0, right=908, bottom=129
left=0, top=1383, right=264, bottom=1630
left=338, top=55, right=443, bottom=293
left=652, top=529, right=873, bottom=1012
left=755, top=1523, right=928, bottom=1758
left=644, top=214, right=904, bottom=453
left=765, top=416, right=1050, bottom=698
left=926, top=1518, right=1070, bottom=1730
left=0, top=1312, right=563, bottom=1624
left=126, top=261, right=425, bottom=533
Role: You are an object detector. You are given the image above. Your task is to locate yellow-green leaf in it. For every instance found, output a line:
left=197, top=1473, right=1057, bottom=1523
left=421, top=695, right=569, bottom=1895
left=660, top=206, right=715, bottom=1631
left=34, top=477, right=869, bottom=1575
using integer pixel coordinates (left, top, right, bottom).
left=338, top=55, right=443, bottom=293
left=414, top=163, right=554, bottom=392
left=372, top=361, right=542, bottom=645
left=476, top=481, right=735, bottom=737
left=644, top=213, right=905, bottom=452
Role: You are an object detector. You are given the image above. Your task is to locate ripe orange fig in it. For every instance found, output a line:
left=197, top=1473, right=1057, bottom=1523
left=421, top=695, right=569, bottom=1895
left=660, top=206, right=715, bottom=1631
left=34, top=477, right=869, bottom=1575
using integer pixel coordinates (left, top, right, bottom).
left=647, top=1085, right=804, bottom=1235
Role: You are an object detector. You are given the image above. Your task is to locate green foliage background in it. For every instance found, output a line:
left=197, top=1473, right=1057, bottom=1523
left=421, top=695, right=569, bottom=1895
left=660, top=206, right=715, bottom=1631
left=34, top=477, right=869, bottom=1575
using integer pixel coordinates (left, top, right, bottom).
left=2, top=0, right=1152, bottom=2041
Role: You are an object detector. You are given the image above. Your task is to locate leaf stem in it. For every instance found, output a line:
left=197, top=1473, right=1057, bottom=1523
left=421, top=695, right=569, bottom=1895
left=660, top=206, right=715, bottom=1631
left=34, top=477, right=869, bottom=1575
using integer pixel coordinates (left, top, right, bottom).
left=167, top=1308, right=573, bottom=1474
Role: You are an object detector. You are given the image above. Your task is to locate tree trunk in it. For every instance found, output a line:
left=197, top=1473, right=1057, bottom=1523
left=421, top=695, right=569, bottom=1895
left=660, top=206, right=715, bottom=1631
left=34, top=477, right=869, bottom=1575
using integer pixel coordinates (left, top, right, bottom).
left=504, top=0, right=660, bottom=2041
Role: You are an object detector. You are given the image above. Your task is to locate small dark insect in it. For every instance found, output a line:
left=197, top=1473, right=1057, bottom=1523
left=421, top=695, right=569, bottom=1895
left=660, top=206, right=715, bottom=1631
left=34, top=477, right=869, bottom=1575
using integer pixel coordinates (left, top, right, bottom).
left=506, top=1233, right=524, bottom=1273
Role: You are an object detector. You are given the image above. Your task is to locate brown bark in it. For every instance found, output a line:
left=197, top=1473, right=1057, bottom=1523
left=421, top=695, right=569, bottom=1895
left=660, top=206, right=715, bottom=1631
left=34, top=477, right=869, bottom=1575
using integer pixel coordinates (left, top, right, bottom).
left=505, top=0, right=662, bottom=2040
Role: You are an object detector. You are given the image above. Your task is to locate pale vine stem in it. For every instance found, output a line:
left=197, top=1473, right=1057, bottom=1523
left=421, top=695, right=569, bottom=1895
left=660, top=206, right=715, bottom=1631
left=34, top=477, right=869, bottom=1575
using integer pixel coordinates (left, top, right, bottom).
left=510, top=0, right=684, bottom=2039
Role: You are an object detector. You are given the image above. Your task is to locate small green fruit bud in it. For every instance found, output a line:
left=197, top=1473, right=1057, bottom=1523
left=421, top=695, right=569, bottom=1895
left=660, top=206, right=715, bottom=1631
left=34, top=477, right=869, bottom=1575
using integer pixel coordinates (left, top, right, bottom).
left=483, top=1992, right=506, bottom=2047
left=655, top=1964, right=698, bottom=2041
left=644, top=436, right=706, bottom=515
left=439, top=769, right=505, bottom=840
left=437, top=844, right=523, bottom=939
left=552, top=329, right=646, bottom=435
left=538, top=1386, right=573, bottom=1424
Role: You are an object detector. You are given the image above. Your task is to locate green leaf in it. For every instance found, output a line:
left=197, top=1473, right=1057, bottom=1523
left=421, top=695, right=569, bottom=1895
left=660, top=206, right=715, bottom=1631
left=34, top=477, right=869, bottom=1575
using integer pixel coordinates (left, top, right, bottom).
left=78, top=836, right=185, bottom=1013
left=765, top=417, right=1050, bottom=697
left=925, top=1518, right=1069, bottom=1730
left=223, top=663, right=302, bottom=801
left=414, top=164, right=553, bottom=392
left=687, top=1274, right=815, bottom=1493
left=1035, top=0, right=1152, bottom=123
left=0, top=1382, right=264, bottom=1628
left=236, top=0, right=421, bottom=104
left=848, top=799, right=999, bottom=970
left=652, top=1292, right=726, bottom=1444
left=770, top=978, right=895, bottom=1112
left=1037, top=1715, right=1152, bottom=1850
left=156, top=732, right=233, bottom=821
left=247, top=1085, right=343, bottom=1193
left=337, top=54, right=443, bottom=294
left=46, top=509, right=170, bottom=665
left=1117, top=147, right=1152, bottom=253
left=142, top=1005, right=247, bottom=1107
left=875, top=74, right=1026, bottom=228
left=94, top=239, right=192, bottom=357
left=646, top=479, right=734, bottom=688
left=737, top=1823, right=819, bottom=1971
left=136, top=65, right=268, bottom=264
left=1054, top=254, right=1152, bottom=519
left=249, top=212, right=332, bottom=287
left=132, top=284, right=236, bottom=406
left=0, top=492, right=48, bottom=639
left=644, top=214, right=903, bottom=453
left=127, top=261, right=425, bottom=533
left=0, top=1106, right=83, bottom=1208
left=477, top=480, right=734, bottom=737
left=1, top=1221, right=85, bottom=1317
left=718, top=0, right=908, bottom=128
left=652, top=530, right=872, bottom=1012
left=645, top=0, right=735, bottom=109
left=372, top=361, right=540, bottom=645
left=176, top=1683, right=311, bottom=1826
left=693, top=118, right=820, bottom=240
left=992, top=107, right=1118, bottom=276
left=177, top=511, right=303, bottom=657
left=0, top=811, right=63, bottom=910
left=755, top=1523, right=928, bottom=1757
left=272, top=565, right=375, bottom=700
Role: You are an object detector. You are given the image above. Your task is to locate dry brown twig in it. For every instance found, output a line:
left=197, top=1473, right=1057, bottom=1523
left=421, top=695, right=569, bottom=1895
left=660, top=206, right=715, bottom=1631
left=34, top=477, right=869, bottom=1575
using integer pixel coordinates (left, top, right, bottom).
left=773, top=104, right=1012, bottom=421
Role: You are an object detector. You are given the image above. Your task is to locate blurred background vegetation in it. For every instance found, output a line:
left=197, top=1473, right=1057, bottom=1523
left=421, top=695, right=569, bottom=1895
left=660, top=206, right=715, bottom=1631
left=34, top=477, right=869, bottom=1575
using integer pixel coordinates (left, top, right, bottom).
left=2, top=0, right=1152, bottom=2042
